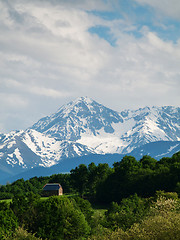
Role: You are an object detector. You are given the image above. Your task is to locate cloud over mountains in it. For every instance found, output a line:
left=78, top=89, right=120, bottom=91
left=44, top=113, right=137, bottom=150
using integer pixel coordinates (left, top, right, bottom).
left=0, top=0, right=180, bottom=133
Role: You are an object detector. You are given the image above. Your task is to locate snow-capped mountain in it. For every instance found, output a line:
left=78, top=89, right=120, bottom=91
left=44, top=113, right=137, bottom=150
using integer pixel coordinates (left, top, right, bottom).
left=31, top=97, right=180, bottom=154
left=31, top=96, right=124, bottom=141
left=0, top=96, right=179, bottom=182
left=0, top=128, right=95, bottom=173
left=120, top=106, right=180, bottom=153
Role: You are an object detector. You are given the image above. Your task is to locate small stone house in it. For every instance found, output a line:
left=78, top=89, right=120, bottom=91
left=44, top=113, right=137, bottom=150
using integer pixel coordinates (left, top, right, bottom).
left=43, top=183, right=63, bottom=196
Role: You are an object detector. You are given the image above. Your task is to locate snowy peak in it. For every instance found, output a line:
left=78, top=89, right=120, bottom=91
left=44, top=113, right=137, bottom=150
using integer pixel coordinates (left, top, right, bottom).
left=31, top=96, right=124, bottom=140
left=58, top=96, right=94, bottom=113
left=55, top=96, right=101, bottom=118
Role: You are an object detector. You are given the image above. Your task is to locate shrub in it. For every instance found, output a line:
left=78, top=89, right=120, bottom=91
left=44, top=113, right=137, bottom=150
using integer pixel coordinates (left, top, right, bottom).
left=6, top=227, right=42, bottom=240
left=34, top=196, right=90, bottom=239
left=128, top=211, right=180, bottom=239
left=105, top=194, right=149, bottom=230
left=0, top=208, right=18, bottom=239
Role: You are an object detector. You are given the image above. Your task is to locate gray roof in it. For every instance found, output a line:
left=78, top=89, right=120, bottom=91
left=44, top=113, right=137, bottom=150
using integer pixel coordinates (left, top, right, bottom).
left=43, top=183, right=62, bottom=191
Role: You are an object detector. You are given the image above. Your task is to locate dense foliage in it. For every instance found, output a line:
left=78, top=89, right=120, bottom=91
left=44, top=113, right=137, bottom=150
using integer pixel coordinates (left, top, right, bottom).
left=0, top=151, right=180, bottom=239
left=1, top=152, right=180, bottom=202
left=89, top=192, right=180, bottom=240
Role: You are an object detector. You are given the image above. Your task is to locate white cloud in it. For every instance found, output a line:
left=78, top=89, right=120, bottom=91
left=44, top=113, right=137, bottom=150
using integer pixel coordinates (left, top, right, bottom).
left=29, top=86, right=71, bottom=98
left=0, top=93, right=28, bottom=108
left=0, top=0, right=179, bottom=132
left=2, top=79, right=71, bottom=98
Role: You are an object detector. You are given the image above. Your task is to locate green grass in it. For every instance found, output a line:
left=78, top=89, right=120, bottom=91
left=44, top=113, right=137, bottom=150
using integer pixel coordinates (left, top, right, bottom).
left=0, top=193, right=78, bottom=203
left=92, top=203, right=109, bottom=215
left=40, top=193, right=78, bottom=200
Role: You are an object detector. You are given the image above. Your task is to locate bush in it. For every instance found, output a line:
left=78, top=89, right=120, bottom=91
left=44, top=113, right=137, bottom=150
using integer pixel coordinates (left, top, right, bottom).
left=91, top=193, right=180, bottom=240
left=105, top=194, right=149, bottom=230
left=128, top=211, right=180, bottom=239
left=6, top=227, right=42, bottom=240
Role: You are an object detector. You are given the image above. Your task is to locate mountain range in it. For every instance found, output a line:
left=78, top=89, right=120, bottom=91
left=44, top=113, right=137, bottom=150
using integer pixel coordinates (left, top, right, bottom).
left=0, top=97, right=179, bottom=183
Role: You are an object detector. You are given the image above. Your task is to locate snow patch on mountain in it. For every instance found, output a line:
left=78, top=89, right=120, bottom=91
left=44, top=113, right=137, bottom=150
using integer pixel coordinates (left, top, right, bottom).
left=14, top=148, right=24, bottom=166
left=77, top=135, right=126, bottom=154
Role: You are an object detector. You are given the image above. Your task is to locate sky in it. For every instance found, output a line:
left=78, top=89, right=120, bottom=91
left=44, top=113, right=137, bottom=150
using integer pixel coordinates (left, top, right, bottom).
left=0, top=0, right=180, bottom=133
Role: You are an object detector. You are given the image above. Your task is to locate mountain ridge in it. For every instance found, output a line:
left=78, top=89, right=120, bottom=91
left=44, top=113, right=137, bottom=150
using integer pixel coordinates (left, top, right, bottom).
left=0, top=96, right=179, bottom=183
left=30, top=97, right=180, bottom=154
left=1, top=141, right=180, bottom=184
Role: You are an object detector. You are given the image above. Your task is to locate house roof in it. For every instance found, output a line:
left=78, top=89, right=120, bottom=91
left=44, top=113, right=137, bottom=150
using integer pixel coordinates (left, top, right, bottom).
left=43, top=183, right=62, bottom=191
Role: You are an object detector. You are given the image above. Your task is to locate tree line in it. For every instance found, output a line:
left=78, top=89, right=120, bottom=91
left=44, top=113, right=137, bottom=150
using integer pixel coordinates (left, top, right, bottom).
left=1, top=151, right=180, bottom=202
left=70, top=152, right=180, bottom=203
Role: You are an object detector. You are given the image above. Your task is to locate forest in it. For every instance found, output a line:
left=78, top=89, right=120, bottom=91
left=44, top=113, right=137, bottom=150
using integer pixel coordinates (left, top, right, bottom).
left=0, top=151, right=180, bottom=239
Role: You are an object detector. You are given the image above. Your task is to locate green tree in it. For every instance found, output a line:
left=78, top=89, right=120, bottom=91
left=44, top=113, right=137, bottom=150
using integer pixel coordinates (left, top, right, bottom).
left=34, top=196, right=90, bottom=240
left=72, top=196, right=93, bottom=224
left=105, top=194, right=149, bottom=230
left=0, top=204, right=18, bottom=239
left=87, top=163, right=112, bottom=200
left=70, top=164, right=88, bottom=196
left=114, top=156, right=140, bottom=174
left=10, top=192, right=40, bottom=228
left=49, top=173, right=72, bottom=193
left=140, top=155, right=157, bottom=170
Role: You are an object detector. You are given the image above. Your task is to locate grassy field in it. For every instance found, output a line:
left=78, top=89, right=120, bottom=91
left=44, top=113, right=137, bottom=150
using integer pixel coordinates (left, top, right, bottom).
left=0, top=193, right=80, bottom=203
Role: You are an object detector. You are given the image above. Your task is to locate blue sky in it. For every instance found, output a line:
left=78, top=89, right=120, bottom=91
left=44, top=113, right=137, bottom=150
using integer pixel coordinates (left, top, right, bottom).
left=0, top=0, right=180, bottom=133
left=88, top=1, right=180, bottom=44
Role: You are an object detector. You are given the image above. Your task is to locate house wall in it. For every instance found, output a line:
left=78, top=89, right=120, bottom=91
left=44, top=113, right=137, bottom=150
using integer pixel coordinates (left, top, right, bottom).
left=59, top=187, right=63, bottom=195
left=43, top=190, right=59, bottom=196
left=43, top=187, right=63, bottom=196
